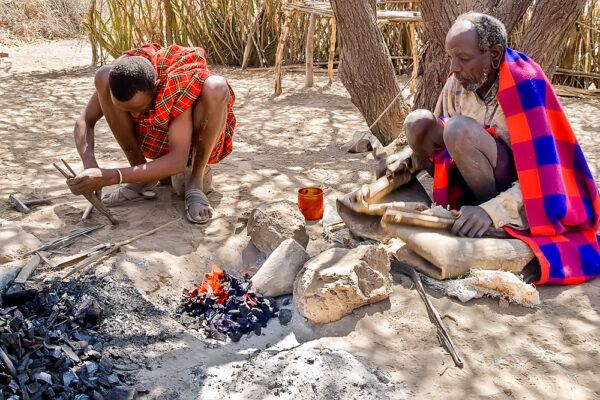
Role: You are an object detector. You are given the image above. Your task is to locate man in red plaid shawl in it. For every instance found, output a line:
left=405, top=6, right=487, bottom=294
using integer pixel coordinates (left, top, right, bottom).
left=68, top=44, right=235, bottom=224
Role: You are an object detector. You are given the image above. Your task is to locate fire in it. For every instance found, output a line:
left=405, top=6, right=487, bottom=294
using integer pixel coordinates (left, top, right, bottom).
left=188, top=264, right=229, bottom=304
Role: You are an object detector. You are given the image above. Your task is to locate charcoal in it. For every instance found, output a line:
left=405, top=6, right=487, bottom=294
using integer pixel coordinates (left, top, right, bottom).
left=82, top=360, right=98, bottom=376
left=2, top=286, right=38, bottom=307
left=98, top=358, right=113, bottom=375
left=33, top=371, right=51, bottom=385
left=79, top=373, right=98, bottom=389
left=107, top=386, right=136, bottom=400
left=178, top=268, right=277, bottom=342
left=278, top=309, right=292, bottom=326
left=63, top=369, right=79, bottom=387
left=253, top=322, right=261, bottom=336
left=26, top=380, right=40, bottom=394
left=91, top=391, right=104, bottom=400
left=0, top=289, right=114, bottom=399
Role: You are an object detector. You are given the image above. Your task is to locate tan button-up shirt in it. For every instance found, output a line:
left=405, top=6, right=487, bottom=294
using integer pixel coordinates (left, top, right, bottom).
left=433, top=73, right=528, bottom=230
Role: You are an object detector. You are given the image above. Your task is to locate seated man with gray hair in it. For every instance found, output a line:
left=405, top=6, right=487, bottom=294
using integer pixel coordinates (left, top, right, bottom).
left=379, top=12, right=600, bottom=285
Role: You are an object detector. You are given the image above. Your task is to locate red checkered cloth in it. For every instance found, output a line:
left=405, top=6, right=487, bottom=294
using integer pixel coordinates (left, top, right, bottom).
left=433, top=48, right=600, bottom=285
left=123, top=43, right=236, bottom=163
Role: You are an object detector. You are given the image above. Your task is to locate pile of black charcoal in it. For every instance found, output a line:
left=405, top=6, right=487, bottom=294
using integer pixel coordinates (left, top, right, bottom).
left=0, top=285, right=130, bottom=400
left=177, top=266, right=278, bottom=342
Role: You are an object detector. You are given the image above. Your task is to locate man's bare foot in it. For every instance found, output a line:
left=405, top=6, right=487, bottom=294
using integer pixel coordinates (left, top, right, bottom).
left=185, top=187, right=213, bottom=224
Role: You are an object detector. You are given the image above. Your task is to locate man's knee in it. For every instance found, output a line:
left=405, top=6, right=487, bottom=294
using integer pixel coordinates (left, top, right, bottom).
left=443, top=116, right=479, bottom=150
left=202, top=76, right=229, bottom=105
left=404, top=109, right=436, bottom=153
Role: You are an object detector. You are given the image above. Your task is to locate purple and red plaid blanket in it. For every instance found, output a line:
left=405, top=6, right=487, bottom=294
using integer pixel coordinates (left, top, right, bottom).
left=433, top=47, right=600, bottom=285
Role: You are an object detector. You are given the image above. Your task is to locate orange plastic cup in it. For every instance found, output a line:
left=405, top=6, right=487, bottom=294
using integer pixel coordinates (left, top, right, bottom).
left=298, top=187, right=324, bottom=221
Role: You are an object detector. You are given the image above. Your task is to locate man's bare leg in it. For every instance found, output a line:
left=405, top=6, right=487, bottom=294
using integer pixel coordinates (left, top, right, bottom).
left=186, top=75, right=230, bottom=223
left=443, top=116, right=497, bottom=203
left=404, top=109, right=444, bottom=176
left=95, top=67, right=154, bottom=196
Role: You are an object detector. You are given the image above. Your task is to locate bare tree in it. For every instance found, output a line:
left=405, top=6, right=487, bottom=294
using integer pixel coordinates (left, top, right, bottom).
left=329, top=0, right=410, bottom=146
left=414, top=0, right=586, bottom=110
left=330, top=0, right=586, bottom=139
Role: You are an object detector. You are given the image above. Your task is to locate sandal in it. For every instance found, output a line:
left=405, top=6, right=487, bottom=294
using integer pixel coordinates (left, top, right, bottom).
left=185, top=188, right=213, bottom=224
left=102, top=184, right=156, bottom=207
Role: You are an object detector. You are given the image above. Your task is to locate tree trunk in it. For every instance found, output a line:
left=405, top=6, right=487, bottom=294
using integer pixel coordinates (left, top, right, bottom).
left=330, top=0, right=409, bottom=146
left=414, top=0, right=532, bottom=110
left=519, top=0, right=586, bottom=79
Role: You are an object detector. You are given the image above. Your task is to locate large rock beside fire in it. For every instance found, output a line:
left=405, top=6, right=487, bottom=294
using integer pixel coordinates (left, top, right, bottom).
left=247, top=200, right=309, bottom=254
left=251, top=239, right=309, bottom=297
left=293, top=245, right=392, bottom=324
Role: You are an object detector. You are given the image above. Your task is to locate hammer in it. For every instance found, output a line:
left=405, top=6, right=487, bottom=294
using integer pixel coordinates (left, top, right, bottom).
left=9, top=194, right=51, bottom=214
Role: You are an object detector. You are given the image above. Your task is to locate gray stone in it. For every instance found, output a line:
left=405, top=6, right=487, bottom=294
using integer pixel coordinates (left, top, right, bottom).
left=293, top=245, right=392, bottom=324
left=247, top=201, right=309, bottom=254
left=251, top=239, right=309, bottom=297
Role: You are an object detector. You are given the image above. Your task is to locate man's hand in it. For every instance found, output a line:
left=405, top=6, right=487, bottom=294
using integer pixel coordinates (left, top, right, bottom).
left=67, top=168, right=117, bottom=195
left=375, top=147, right=414, bottom=179
left=451, top=206, right=493, bottom=238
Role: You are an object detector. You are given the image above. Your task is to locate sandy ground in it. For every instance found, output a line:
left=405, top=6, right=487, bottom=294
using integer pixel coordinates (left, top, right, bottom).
left=1, top=40, right=599, bottom=400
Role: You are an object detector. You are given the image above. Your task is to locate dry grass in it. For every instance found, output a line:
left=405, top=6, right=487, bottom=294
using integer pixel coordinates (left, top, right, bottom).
left=0, top=0, right=88, bottom=45
left=2, top=0, right=596, bottom=89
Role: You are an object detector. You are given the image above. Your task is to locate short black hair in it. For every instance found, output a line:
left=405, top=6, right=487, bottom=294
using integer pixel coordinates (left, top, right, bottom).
left=455, top=12, right=507, bottom=52
left=108, top=56, right=156, bottom=101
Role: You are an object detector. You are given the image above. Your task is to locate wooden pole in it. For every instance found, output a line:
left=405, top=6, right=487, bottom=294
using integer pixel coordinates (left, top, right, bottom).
left=86, top=0, right=98, bottom=65
left=53, top=162, right=119, bottom=225
left=328, top=17, right=337, bottom=85
left=409, top=22, right=417, bottom=91
left=305, top=13, right=317, bottom=87
left=274, top=11, right=293, bottom=96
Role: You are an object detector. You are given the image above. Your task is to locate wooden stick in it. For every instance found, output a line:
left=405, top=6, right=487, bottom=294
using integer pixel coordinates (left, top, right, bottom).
left=328, top=17, right=337, bottom=85
left=407, top=266, right=464, bottom=368
left=63, top=220, right=179, bottom=278
left=82, top=203, right=94, bottom=220
left=14, top=254, right=42, bottom=284
left=115, top=219, right=178, bottom=247
left=53, top=162, right=119, bottom=225
left=409, top=22, right=417, bottom=91
left=274, top=11, right=293, bottom=96
left=54, top=243, right=112, bottom=270
left=384, top=209, right=455, bottom=230
left=383, top=209, right=510, bottom=238
left=36, top=251, right=56, bottom=268
left=305, top=12, right=316, bottom=88
left=61, top=158, right=77, bottom=176
left=25, top=225, right=103, bottom=256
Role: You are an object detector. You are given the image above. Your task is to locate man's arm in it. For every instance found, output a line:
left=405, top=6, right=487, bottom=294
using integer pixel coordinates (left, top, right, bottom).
left=74, top=91, right=103, bottom=169
left=452, top=180, right=527, bottom=237
left=117, top=107, right=192, bottom=183
left=68, top=107, right=192, bottom=194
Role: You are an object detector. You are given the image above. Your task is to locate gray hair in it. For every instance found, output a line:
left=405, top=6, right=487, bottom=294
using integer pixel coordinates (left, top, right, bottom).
left=455, top=12, right=507, bottom=52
